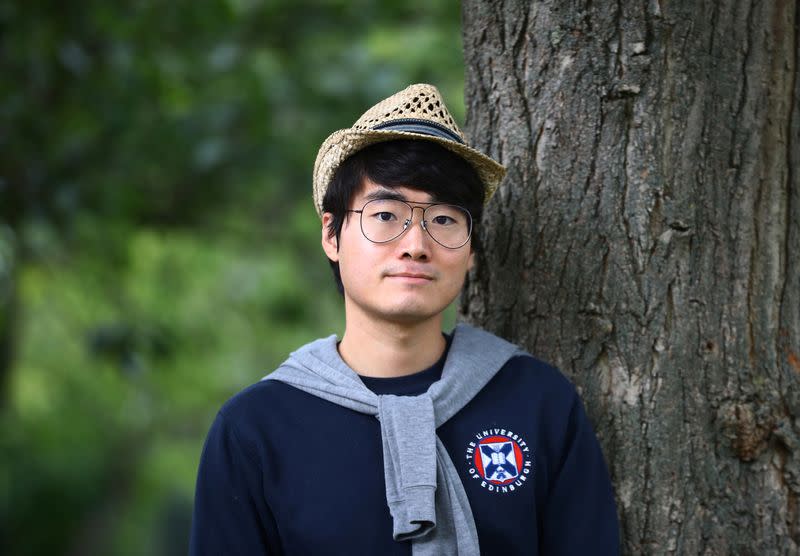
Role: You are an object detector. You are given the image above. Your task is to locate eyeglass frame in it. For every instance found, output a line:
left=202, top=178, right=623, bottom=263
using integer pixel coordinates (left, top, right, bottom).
left=345, top=197, right=473, bottom=249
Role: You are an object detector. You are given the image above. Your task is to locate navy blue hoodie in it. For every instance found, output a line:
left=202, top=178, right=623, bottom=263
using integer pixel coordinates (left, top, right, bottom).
left=190, top=333, right=620, bottom=555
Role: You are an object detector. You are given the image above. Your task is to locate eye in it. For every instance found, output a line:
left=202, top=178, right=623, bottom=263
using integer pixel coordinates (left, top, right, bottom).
left=431, top=214, right=456, bottom=226
left=374, top=211, right=398, bottom=222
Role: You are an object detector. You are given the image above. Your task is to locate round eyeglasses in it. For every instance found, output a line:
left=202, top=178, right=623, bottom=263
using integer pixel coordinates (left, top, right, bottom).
left=346, top=198, right=472, bottom=249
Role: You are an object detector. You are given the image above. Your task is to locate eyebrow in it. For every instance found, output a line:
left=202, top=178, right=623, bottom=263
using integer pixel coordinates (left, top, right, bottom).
left=362, top=188, right=439, bottom=204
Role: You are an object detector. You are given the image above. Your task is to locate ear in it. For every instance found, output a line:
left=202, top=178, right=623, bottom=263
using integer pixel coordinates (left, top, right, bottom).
left=321, top=212, right=340, bottom=262
left=467, top=249, right=475, bottom=271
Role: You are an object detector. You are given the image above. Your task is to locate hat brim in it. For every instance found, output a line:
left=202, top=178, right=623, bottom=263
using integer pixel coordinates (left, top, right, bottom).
left=312, top=128, right=506, bottom=217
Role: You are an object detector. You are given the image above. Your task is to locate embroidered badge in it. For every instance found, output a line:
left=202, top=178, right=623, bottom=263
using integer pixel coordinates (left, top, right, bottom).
left=465, top=428, right=533, bottom=493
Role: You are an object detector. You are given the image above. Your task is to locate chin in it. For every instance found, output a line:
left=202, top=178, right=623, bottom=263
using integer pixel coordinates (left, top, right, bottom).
left=344, top=288, right=458, bottom=325
left=376, top=301, right=448, bottom=325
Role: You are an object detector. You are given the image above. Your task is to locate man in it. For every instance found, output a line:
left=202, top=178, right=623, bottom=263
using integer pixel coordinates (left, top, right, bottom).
left=190, top=84, right=619, bottom=555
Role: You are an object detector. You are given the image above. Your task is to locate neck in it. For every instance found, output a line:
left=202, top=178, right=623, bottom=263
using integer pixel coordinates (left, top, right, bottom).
left=338, top=311, right=447, bottom=379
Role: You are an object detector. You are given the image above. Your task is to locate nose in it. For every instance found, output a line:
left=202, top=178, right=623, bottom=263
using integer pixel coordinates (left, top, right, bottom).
left=399, top=206, right=431, bottom=259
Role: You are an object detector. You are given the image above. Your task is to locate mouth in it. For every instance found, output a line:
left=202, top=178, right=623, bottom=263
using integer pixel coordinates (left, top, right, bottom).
left=386, top=272, right=434, bottom=283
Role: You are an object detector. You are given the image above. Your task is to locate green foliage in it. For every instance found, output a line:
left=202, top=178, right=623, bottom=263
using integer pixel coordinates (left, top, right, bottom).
left=1, top=0, right=464, bottom=232
left=6, top=226, right=344, bottom=554
left=0, top=1, right=465, bottom=554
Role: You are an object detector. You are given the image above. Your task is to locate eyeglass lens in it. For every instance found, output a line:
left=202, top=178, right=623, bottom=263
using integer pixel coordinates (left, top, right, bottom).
left=359, top=199, right=471, bottom=248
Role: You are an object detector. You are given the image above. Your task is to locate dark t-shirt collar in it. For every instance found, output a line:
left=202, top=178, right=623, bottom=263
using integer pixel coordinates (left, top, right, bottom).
left=358, top=333, right=453, bottom=396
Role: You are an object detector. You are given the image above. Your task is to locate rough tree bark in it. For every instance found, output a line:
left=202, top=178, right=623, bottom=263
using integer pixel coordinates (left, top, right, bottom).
left=461, top=1, right=799, bottom=554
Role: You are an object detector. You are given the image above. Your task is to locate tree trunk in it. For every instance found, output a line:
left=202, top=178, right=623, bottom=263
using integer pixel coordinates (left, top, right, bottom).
left=461, top=1, right=799, bottom=554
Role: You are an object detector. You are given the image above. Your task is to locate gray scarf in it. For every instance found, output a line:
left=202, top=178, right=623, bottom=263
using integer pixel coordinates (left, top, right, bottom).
left=264, top=323, right=521, bottom=555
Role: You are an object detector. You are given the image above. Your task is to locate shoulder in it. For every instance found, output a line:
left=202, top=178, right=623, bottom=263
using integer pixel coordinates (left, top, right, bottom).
left=490, top=352, right=581, bottom=413
left=220, top=373, right=347, bottom=421
left=204, top=381, right=286, bottom=451
left=213, top=370, right=372, bottom=447
left=452, top=323, right=579, bottom=401
left=456, top=325, right=571, bottom=383
left=217, top=378, right=288, bottom=420
left=211, top=378, right=324, bottom=445
left=503, top=353, right=575, bottom=389
left=217, top=332, right=341, bottom=420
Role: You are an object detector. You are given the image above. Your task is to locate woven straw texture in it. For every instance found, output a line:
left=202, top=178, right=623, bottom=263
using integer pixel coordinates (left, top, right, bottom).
left=312, top=84, right=506, bottom=216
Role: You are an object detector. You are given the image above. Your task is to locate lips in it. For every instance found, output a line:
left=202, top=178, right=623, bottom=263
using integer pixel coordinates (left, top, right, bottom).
left=383, top=264, right=437, bottom=284
left=388, top=272, right=434, bottom=280
left=383, top=264, right=435, bottom=279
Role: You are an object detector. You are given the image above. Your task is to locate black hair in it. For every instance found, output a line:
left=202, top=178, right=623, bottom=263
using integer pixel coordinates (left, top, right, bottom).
left=321, top=139, right=484, bottom=296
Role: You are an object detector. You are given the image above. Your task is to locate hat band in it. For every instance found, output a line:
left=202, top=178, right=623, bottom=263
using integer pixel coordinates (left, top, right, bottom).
left=372, top=118, right=464, bottom=144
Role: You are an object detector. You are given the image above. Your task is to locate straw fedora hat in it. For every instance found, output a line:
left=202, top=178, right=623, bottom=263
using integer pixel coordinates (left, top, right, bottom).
left=312, top=83, right=506, bottom=217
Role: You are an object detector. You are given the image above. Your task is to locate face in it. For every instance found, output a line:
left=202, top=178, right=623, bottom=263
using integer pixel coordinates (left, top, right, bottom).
left=321, top=178, right=475, bottom=327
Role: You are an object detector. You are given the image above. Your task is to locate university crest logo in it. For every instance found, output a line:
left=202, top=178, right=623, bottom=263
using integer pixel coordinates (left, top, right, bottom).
left=465, top=428, right=533, bottom=493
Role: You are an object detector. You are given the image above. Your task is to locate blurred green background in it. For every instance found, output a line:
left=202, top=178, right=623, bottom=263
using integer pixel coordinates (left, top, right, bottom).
left=0, top=1, right=465, bottom=554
